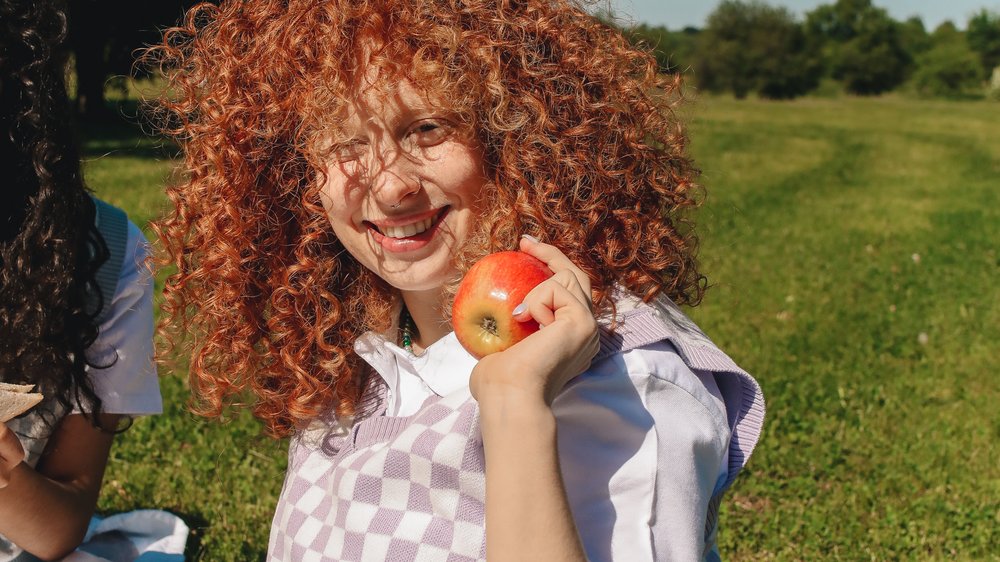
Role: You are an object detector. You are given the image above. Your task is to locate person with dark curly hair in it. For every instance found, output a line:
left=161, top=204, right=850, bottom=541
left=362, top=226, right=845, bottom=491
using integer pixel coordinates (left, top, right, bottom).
left=151, top=0, right=764, bottom=559
left=0, top=0, right=162, bottom=559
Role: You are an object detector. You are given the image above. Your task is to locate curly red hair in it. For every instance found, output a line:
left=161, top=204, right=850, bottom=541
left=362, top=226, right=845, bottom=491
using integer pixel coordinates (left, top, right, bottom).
left=149, top=0, right=704, bottom=437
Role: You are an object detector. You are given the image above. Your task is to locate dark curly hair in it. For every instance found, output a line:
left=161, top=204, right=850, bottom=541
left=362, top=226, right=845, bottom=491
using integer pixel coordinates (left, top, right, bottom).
left=0, top=0, right=112, bottom=426
left=149, top=0, right=705, bottom=437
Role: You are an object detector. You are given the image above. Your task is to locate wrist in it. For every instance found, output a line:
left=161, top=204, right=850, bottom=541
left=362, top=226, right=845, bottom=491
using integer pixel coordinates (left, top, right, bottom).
left=475, top=384, right=554, bottom=430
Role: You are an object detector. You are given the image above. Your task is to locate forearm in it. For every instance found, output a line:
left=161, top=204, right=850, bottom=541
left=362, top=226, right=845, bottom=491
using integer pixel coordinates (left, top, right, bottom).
left=0, top=413, right=116, bottom=560
left=0, top=461, right=101, bottom=559
left=479, top=389, right=586, bottom=562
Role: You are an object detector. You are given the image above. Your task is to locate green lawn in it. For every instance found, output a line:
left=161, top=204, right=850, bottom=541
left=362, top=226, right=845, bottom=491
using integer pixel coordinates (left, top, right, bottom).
left=83, top=96, right=999, bottom=560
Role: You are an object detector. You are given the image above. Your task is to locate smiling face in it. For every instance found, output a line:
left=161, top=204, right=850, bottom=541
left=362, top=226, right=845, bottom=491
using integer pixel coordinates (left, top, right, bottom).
left=318, top=79, right=487, bottom=294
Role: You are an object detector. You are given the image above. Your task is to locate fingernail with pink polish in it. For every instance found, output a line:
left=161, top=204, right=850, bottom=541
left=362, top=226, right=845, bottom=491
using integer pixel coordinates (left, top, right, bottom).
left=521, top=234, right=539, bottom=243
left=512, top=303, right=527, bottom=316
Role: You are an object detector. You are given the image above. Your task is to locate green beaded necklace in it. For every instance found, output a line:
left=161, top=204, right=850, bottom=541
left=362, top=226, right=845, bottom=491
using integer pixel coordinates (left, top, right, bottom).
left=400, top=307, right=414, bottom=353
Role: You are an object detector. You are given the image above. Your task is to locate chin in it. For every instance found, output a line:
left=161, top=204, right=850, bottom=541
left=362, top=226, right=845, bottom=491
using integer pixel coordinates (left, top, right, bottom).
left=385, top=262, right=460, bottom=293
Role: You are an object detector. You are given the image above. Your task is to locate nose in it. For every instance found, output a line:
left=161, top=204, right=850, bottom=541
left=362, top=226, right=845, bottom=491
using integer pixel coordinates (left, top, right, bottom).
left=368, top=145, right=421, bottom=209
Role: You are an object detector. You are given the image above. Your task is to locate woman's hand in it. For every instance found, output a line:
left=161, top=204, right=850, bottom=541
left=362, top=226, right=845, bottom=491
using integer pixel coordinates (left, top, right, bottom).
left=0, top=423, right=25, bottom=489
left=470, top=235, right=594, bottom=562
left=469, top=235, right=600, bottom=409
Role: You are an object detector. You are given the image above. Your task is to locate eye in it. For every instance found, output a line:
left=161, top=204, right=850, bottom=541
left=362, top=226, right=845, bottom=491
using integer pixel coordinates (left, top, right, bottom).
left=406, top=119, right=451, bottom=149
left=329, top=140, right=368, bottom=163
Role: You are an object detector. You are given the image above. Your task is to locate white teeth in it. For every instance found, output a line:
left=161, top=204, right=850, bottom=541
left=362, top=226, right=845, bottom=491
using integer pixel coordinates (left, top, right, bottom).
left=381, top=216, right=434, bottom=239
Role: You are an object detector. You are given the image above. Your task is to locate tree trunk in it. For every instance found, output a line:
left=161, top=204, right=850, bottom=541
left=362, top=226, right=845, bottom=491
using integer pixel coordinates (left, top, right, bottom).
left=67, top=0, right=111, bottom=120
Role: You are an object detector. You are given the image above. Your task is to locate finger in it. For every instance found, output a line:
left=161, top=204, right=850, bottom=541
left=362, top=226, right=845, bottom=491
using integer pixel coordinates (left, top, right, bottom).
left=519, top=235, right=592, bottom=299
left=509, top=309, right=601, bottom=402
left=512, top=271, right=587, bottom=323
left=513, top=296, right=555, bottom=327
left=548, top=270, right=590, bottom=308
left=514, top=277, right=592, bottom=327
left=0, top=425, right=25, bottom=468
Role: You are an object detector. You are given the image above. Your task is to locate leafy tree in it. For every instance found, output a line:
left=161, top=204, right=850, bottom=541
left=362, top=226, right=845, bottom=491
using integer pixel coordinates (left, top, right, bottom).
left=805, top=0, right=912, bottom=95
left=931, top=21, right=961, bottom=43
left=967, top=9, right=1000, bottom=79
left=899, top=16, right=931, bottom=57
left=626, top=24, right=702, bottom=76
left=911, top=41, right=984, bottom=98
left=697, top=0, right=821, bottom=99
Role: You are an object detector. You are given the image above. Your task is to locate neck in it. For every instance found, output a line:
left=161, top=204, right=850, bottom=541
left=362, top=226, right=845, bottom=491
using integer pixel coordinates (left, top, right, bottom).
left=401, top=288, right=451, bottom=351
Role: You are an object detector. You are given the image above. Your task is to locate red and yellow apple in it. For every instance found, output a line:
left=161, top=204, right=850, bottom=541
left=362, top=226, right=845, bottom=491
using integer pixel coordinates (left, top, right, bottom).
left=452, top=251, right=553, bottom=359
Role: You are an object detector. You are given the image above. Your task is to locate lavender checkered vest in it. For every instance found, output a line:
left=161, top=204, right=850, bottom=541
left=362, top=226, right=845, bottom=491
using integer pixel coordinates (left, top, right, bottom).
left=267, top=297, right=765, bottom=561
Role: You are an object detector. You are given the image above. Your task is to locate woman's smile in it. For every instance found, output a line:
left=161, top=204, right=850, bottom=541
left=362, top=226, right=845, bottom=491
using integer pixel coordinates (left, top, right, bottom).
left=364, top=206, right=451, bottom=252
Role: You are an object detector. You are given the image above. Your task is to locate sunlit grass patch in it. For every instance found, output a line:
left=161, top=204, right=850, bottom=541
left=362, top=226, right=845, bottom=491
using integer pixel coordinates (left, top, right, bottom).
left=690, top=96, right=999, bottom=560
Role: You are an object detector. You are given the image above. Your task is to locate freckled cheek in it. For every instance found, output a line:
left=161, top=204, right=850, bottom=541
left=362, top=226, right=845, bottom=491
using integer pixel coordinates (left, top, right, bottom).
left=430, top=149, right=487, bottom=202
left=320, top=176, right=367, bottom=229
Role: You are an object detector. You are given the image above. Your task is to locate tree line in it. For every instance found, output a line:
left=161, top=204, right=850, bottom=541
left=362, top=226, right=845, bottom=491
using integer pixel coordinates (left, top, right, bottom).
left=622, top=0, right=1000, bottom=100
left=53, top=0, right=1000, bottom=121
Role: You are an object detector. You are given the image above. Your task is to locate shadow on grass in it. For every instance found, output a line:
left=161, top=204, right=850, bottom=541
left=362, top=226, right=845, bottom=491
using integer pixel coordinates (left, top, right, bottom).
left=172, top=509, right=268, bottom=561
left=171, top=509, right=209, bottom=560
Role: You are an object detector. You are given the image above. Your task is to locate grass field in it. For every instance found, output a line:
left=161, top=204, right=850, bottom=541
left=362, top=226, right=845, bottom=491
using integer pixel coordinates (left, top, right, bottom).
left=81, top=96, right=999, bottom=560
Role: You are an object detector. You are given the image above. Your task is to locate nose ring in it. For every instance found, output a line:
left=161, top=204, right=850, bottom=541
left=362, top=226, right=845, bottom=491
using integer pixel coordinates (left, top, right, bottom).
left=387, top=179, right=421, bottom=210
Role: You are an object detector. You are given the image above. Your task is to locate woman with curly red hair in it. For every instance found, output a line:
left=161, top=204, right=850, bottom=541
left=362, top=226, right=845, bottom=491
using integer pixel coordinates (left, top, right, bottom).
left=152, top=0, right=764, bottom=559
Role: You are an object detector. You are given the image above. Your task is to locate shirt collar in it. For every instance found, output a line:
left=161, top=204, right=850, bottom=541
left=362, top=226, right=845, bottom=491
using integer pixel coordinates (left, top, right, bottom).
left=354, top=330, right=478, bottom=399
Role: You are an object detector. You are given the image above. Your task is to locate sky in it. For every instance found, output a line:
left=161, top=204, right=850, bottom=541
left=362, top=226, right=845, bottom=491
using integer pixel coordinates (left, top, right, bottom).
left=607, top=0, right=1000, bottom=30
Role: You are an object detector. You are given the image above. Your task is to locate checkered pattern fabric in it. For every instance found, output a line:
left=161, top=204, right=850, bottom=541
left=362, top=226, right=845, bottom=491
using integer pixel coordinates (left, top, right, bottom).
left=268, top=387, right=487, bottom=561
